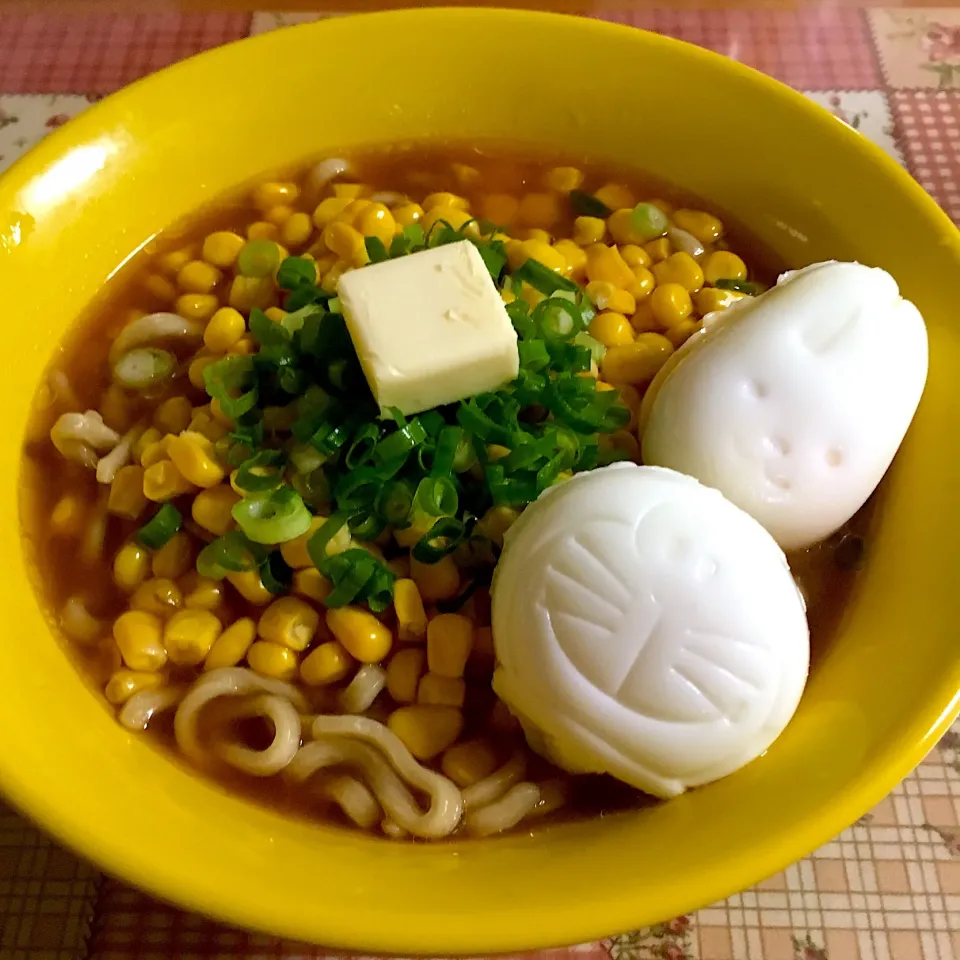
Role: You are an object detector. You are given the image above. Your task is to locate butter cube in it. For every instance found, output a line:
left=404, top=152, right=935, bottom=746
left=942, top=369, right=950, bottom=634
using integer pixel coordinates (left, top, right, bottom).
left=337, top=240, right=519, bottom=415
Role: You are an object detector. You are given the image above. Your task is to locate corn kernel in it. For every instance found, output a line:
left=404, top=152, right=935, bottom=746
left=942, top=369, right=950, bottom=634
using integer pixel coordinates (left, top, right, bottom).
left=426, top=613, right=473, bottom=679
left=181, top=572, right=225, bottom=611
left=518, top=192, right=561, bottom=228
left=355, top=202, right=396, bottom=246
left=246, top=220, right=279, bottom=242
left=157, top=246, right=194, bottom=277
left=228, top=275, right=277, bottom=314
left=417, top=672, right=466, bottom=708
left=312, top=196, right=353, bottom=228
left=204, top=617, right=256, bottom=670
left=573, top=216, right=606, bottom=245
left=332, top=182, right=366, bottom=199
left=544, top=166, right=583, bottom=193
left=264, top=204, right=295, bottom=227
left=672, top=208, right=724, bottom=243
left=104, top=669, right=164, bottom=705
left=108, top=465, right=148, bottom=520
left=280, top=211, right=313, bottom=249
left=600, top=429, right=641, bottom=463
left=322, top=221, right=369, bottom=267
left=113, top=541, right=150, bottom=592
left=586, top=280, right=636, bottom=315
left=423, top=191, right=468, bottom=211
left=133, top=427, right=162, bottom=462
left=650, top=282, right=694, bottom=328
left=586, top=244, right=635, bottom=288
left=607, top=208, right=650, bottom=246
left=652, top=252, right=704, bottom=293
left=113, top=610, right=167, bottom=671
left=143, top=273, right=177, bottom=303
left=203, top=307, right=246, bottom=353
left=420, top=205, right=473, bottom=234
left=252, top=180, right=299, bottom=210
left=326, top=607, right=392, bottom=663
left=163, top=608, right=222, bottom=667
left=151, top=531, right=194, bottom=580
left=410, top=554, right=460, bottom=603
left=226, top=569, right=273, bottom=605
left=280, top=515, right=348, bottom=568
left=190, top=484, right=239, bottom=537
left=257, top=596, right=320, bottom=651
left=595, top=183, right=635, bottom=210
left=480, top=193, right=519, bottom=226
left=130, top=578, right=182, bottom=618
left=703, top=250, right=748, bottom=285
left=631, top=266, right=656, bottom=300
left=300, top=641, right=353, bottom=686
left=143, top=459, right=194, bottom=502
left=693, top=286, right=746, bottom=316
left=451, top=162, right=480, bottom=186
left=177, top=260, right=222, bottom=295
left=664, top=318, right=702, bottom=348
left=167, top=431, right=225, bottom=489
left=393, top=202, right=424, bottom=227
left=643, top=237, right=672, bottom=263
left=620, top=244, right=652, bottom=268
left=441, top=738, right=498, bottom=786
left=553, top=239, right=587, bottom=280
left=202, top=231, right=245, bottom=269
left=394, top=579, right=427, bottom=642
left=247, top=640, right=298, bottom=680
left=387, top=705, right=463, bottom=760
left=228, top=336, right=256, bottom=356
left=589, top=311, right=635, bottom=348
left=188, top=355, right=219, bottom=391
left=475, top=505, right=520, bottom=547
left=601, top=333, right=675, bottom=385
left=154, top=396, right=193, bottom=435
left=175, top=293, right=220, bottom=322
left=386, top=647, right=426, bottom=704
left=98, top=382, right=134, bottom=432
left=50, top=494, right=85, bottom=537
left=293, top=568, right=333, bottom=605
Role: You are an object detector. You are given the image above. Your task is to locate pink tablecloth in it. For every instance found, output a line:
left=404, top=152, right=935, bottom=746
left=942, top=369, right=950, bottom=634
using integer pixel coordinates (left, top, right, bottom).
left=1, top=8, right=960, bottom=960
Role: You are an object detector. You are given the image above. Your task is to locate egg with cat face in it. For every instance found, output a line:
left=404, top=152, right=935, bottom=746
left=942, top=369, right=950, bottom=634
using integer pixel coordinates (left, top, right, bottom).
left=641, top=261, right=929, bottom=550
left=491, top=464, right=809, bottom=799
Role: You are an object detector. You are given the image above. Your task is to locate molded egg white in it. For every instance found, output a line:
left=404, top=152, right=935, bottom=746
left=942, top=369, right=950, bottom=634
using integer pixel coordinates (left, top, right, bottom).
left=641, top=261, right=929, bottom=551
left=490, top=464, right=809, bottom=799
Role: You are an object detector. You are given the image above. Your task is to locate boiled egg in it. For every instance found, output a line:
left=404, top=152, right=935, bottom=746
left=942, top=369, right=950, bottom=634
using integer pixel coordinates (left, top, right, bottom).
left=640, top=261, right=928, bottom=550
left=491, top=463, right=809, bottom=799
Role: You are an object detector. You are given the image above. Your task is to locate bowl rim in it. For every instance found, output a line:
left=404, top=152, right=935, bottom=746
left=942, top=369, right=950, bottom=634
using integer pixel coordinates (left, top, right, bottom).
left=4, top=7, right=960, bottom=952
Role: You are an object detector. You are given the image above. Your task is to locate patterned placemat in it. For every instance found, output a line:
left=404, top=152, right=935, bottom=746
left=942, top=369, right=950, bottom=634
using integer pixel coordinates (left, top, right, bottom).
left=1, top=7, right=959, bottom=960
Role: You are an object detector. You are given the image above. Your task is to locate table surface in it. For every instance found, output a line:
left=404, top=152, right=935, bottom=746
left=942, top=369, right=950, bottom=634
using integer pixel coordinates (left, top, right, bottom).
left=2, top=6, right=960, bottom=960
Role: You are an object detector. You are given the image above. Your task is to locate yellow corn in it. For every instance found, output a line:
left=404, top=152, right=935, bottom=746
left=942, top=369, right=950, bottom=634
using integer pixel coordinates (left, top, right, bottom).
left=188, top=355, right=219, bottom=391
left=140, top=435, right=172, bottom=468
left=246, top=220, right=279, bottom=242
left=551, top=239, right=586, bottom=280
left=130, top=577, right=182, bottom=618
left=322, top=221, right=369, bottom=267
left=204, top=617, right=256, bottom=671
left=410, top=554, right=460, bottom=603
left=417, top=672, right=466, bottom=708
left=544, top=166, right=583, bottom=193
left=426, top=613, right=473, bottom=679
left=594, top=183, right=635, bottom=210
left=320, top=261, right=349, bottom=293
left=643, top=237, right=672, bottom=263
left=573, top=215, right=606, bottom=245
left=151, top=532, right=194, bottom=580
left=181, top=572, right=225, bottom=611
left=393, top=202, right=423, bottom=227
left=300, top=641, right=354, bottom=686
left=585, top=244, right=634, bottom=288
left=293, top=568, right=333, bottom=605
left=475, top=505, right=520, bottom=547
left=157, top=246, right=194, bottom=277
left=203, top=307, right=246, bottom=353
left=190, top=484, right=239, bottom=537
left=606, top=208, right=650, bottom=246
left=589, top=311, right=635, bottom=348
left=665, top=318, right=702, bottom=348
left=154, top=396, right=193, bottom=435
left=480, top=193, right=519, bottom=226
left=142, top=273, right=177, bottom=303
left=693, top=286, right=745, bottom=316
left=166, top=431, right=225, bottom=488
left=394, top=579, right=427, bottom=642
left=188, top=408, right=227, bottom=442
left=228, top=275, right=277, bottom=314
left=253, top=180, right=299, bottom=210
left=113, top=541, right=151, bottom=592
left=264, top=204, right=295, bottom=226
left=99, top=383, right=134, bottom=432
left=420, top=205, right=473, bottom=234
left=247, top=640, right=298, bottom=680
left=50, top=494, right=85, bottom=537
left=332, top=182, right=367, bottom=199
left=143, top=459, right=195, bottom=502
left=617, top=383, right=642, bottom=431
left=585, top=280, right=636, bottom=315
left=652, top=252, right=704, bottom=293
left=280, top=211, right=313, bottom=249
left=257, top=596, right=320, bottom=651
left=452, top=162, right=480, bottom=186
left=202, top=230, right=245, bottom=269
left=601, top=333, right=674, bottom=385
left=175, top=293, right=220, bottom=322
left=512, top=238, right=566, bottom=275
left=226, top=570, right=273, bottom=605
left=104, top=669, right=164, bottom=705
left=177, top=260, right=222, bottom=295
left=672, top=208, right=724, bottom=243
left=600, top=429, right=641, bottom=463
left=517, top=192, right=561, bottom=228
left=163, top=609, right=222, bottom=667
left=264, top=306, right=289, bottom=324
left=703, top=250, right=748, bottom=285
left=423, top=191, right=468, bottom=211
left=620, top=244, right=652, bottom=268
left=388, top=705, right=463, bottom=760
left=113, top=610, right=167, bottom=672
left=386, top=647, right=426, bottom=704
left=441, top=738, right=499, bottom=787
left=281, top=515, right=350, bottom=568
left=133, top=427, right=162, bottom=463
left=312, top=196, right=354, bottom=228
left=630, top=266, right=656, bottom=300
left=108, top=465, right=148, bottom=520
left=356, top=203, right=396, bottom=246
left=649, top=282, right=694, bottom=328
left=326, top=607, right=393, bottom=663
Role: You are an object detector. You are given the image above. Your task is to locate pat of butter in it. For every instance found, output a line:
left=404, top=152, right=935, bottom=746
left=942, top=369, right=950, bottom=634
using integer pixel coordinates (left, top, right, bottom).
left=337, top=240, right=519, bottom=415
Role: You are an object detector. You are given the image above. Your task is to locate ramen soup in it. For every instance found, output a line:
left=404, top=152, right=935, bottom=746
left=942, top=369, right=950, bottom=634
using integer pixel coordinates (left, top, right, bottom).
left=22, top=144, right=865, bottom=840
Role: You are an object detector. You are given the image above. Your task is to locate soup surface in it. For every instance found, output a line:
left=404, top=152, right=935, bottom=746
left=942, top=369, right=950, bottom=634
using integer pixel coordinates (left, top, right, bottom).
left=21, top=143, right=862, bottom=840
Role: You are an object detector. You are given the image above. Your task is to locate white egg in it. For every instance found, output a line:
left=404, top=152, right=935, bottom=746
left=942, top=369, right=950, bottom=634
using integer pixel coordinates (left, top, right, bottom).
left=641, top=261, right=928, bottom=550
left=491, top=464, right=809, bottom=799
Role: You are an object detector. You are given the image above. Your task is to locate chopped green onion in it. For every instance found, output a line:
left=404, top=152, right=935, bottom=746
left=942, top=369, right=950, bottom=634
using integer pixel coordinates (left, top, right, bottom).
left=519, top=339, right=550, bottom=371
left=112, top=348, right=176, bottom=390
left=414, top=476, right=458, bottom=517
left=260, top=551, right=293, bottom=595
left=281, top=303, right=322, bottom=335
left=238, top=239, right=281, bottom=278
left=135, top=503, right=182, bottom=550
left=276, top=256, right=317, bottom=290
left=319, top=547, right=395, bottom=611
left=231, top=486, right=312, bottom=545
left=196, top=531, right=266, bottom=579
left=431, top=426, right=462, bottom=478
left=452, top=433, right=477, bottom=473
left=306, top=513, right=348, bottom=567
left=412, top=516, right=466, bottom=563
left=288, top=442, right=326, bottom=475
left=204, top=355, right=258, bottom=419
left=569, top=189, right=612, bottom=218
left=630, top=203, right=669, bottom=242
left=715, top=278, right=761, bottom=295
left=513, top=258, right=580, bottom=297
left=373, top=418, right=427, bottom=464
left=472, top=239, right=507, bottom=281
left=376, top=479, right=414, bottom=526
left=533, top=298, right=584, bottom=340
left=573, top=330, right=606, bottom=365
left=234, top=449, right=285, bottom=494
left=364, top=237, right=389, bottom=263
left=345, top=423, right=381, bottom=469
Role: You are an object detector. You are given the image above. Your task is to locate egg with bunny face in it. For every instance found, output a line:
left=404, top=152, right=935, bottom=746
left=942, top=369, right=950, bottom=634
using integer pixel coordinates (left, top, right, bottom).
left=491, top=464, right=809, bottom=799
left=640, top=261, right=928, bottom=551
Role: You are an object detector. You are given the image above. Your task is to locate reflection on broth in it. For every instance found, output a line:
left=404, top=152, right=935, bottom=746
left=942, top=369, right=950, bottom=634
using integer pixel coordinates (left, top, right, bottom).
left=21, top=143, right=861, bottom=839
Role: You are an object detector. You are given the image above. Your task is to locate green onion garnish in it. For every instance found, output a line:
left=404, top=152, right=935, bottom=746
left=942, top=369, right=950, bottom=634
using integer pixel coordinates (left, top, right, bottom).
left=238, top=239, right=281, bottom=278
left=715, top=278, right=761, bottom=295
left=533, top=297, right=584, bottom=340
left=196, top=531, right=266, bottom=579
left=260, top=551, right=293, bottom=595
left=364, top=237, right=389, bottom=263
left=513, top=258, right=580, bottom=297
left=276, top=256, right=317, bottom=290
left=135, top=503, right=182, bottom=550
left=113, top=348, right=176, bottom=390
left=630, top=203, right=669, bottom=242
left=412, top=516, right=466, bottom=563
left=234, top=449, right=285, bottom=494
left=569, top=189, right=612, bottom=218
left=231, top=486, right=312, bottom=545
left=204, top=356, right=258, bottom=419
left=306, top=514, right=349, bottom=566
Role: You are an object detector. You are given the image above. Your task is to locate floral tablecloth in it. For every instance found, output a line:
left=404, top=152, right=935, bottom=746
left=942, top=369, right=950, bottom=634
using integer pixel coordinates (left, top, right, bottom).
left=1, top=6, right=960, bottom=960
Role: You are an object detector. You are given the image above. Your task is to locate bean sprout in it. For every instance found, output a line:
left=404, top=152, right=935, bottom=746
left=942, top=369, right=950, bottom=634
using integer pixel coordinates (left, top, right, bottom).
left=312, top=157, right=350, bottom=187
left=51, top=411, right=120, bottom=468
left=59, top=596, right=102, bottom=644
left=108, top=312, right=202, bottom=364
left=339, top=664, right=386, bottom=715
left=667, top=225, right=704, bottom=258
left=79, top=490, right=109, bottom=565
left=96, top=423, right=144, bottom=484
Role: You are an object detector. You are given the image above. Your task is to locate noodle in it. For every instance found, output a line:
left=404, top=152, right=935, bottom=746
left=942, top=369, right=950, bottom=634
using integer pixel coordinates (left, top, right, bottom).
left=464, top=782, right=541, bottom=837
left=119, top=685, right=187, bottom=731
left=108, top=312, right=202, bottom=364
left=462, top=750, right=527, bottom=809
left=214, top=693, right=302, bottom=777
left=320, top=774, right=382, bottom=830
left=60, top=596, right=102, bottom=644
left=339, top=664, right=386, bottom=715
left=79, top=490, right=109, bottom=565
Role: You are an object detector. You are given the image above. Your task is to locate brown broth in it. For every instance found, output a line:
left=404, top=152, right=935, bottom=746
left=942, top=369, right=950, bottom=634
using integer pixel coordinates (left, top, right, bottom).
left=20, top=141, right=857, bottom=836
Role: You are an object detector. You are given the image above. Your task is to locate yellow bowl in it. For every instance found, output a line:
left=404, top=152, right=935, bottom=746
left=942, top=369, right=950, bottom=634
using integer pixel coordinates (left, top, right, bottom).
left=1, top=9, right=959, bottom=953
